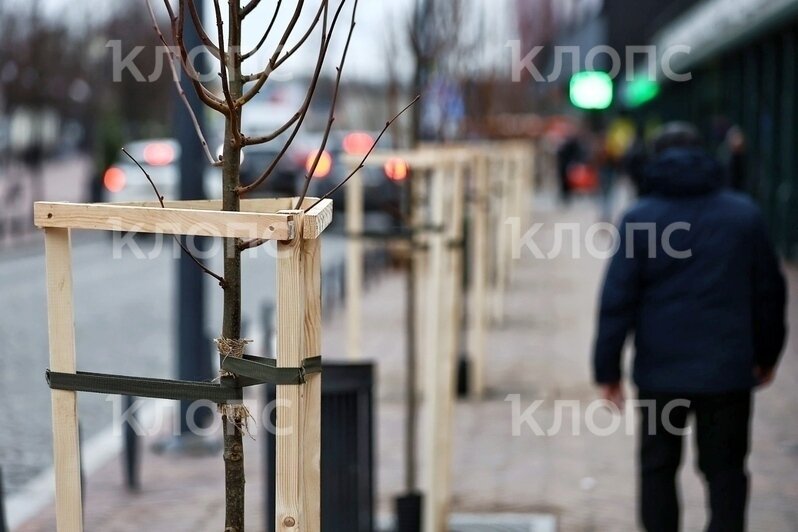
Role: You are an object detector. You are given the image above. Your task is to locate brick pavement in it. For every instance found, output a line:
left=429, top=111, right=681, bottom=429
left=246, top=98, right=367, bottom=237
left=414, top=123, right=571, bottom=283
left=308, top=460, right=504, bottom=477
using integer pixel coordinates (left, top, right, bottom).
left=15, top=195, right=798, bottom=531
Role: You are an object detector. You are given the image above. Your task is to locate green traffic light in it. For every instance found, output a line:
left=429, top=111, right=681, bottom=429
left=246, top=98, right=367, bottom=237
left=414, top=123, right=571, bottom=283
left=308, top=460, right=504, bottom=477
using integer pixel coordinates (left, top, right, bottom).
left=624, top=77, right=660, bottom=108
left=569, top=71, right=614, bottom=110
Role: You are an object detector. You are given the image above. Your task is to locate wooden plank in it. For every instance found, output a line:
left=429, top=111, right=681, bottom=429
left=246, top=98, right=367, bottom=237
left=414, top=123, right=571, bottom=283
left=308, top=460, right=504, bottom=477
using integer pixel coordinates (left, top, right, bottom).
left=34, top=202, right=294, bottom=240
left=507, top=150, right=523, bottom=285
left=436, top=159, right=466, bottom=529
left=413, top=170, right=429, bottom=396
left=422, top=165, right=447, bottom=532
left=62, top=197, right=331, bottom=239
left=302, top=234, right=322, bottom=531
left=111, top=198, right=296, bottom=212
left=468, top=154, right=489, bottom=399
left=300, top=198, right=333, bottom=240
left=44, top=228, right=83, bottom=532
left=275, top=211, right=321, bottom=531
left=342, top=149, right=441, bottom=169
left=491, top=155, right=511, bottom=325
left=345, top=169, right=364, bottom=360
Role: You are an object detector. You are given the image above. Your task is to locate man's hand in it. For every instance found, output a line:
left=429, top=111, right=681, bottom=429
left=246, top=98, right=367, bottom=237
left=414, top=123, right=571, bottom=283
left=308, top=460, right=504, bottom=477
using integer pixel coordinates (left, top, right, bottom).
left=599, top=381, right=625, bottom=409
left=754, top=366, right=776, bottom=388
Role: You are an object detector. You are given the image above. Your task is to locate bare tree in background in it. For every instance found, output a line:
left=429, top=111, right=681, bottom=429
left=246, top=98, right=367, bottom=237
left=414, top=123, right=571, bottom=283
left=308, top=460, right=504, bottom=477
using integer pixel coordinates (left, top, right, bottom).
left=139, top=1, right=416, bottom=529
left=407, top=0, right=482, bottom=144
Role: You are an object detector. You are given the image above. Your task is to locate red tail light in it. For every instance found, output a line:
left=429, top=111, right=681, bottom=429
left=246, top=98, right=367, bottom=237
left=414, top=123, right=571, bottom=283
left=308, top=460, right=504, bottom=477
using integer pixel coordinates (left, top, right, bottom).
left=143, top=142, right=176, bottom=166
left=384, top=158, right=409, bottom=181
left=342, top=132, right=374, bottom=155
left=103, top=167, right=126, bottom=192
left=306, top=149, right=333, bottom=178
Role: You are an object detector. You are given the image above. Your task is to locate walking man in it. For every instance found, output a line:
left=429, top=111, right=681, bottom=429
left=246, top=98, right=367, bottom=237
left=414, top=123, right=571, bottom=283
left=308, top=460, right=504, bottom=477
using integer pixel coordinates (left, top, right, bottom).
left=593, top=123, right=787, bottom=532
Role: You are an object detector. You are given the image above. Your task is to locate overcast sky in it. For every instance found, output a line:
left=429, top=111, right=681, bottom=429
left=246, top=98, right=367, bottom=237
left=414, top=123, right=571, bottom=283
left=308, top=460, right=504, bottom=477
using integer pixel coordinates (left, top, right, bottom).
left=18, top=0, right=517, bottom=83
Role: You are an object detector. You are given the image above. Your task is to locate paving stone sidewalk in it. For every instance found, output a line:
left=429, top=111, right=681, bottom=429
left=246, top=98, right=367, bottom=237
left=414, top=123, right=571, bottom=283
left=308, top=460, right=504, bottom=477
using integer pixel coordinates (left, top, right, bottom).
left=16, top=195, right=798, bottom=531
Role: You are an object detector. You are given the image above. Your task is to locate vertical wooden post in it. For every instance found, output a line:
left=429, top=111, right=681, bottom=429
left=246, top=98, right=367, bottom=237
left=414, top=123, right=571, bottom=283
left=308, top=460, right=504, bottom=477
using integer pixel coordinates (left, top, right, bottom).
left=421, top=164, right=446, bottom=532
left=491, top=149, right=512, bottom=325
left=435, top=155, right=465, bottom=528
left=468, top=151, right=489, bottom=399
left=485, top=153, right=500, bottom=324
left=346, top=168, right=364, bottom=360
left=520, top=143, right=535, bottom=233
left=45, top=227, right=83, bottom=532
left=276, top=212, right=321, bottom=532
left=507, top=147, right=524, bottom=285
left=412, top=168, right=428, bottom=396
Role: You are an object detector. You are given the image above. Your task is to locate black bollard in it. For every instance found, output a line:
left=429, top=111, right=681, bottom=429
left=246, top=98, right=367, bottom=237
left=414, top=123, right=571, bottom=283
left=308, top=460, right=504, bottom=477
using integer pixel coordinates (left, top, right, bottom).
left=0, top=467, right=7, bottom=532
left=123, top=395, right=140, bottom=490
left=395, top=492, right=423, bottom=532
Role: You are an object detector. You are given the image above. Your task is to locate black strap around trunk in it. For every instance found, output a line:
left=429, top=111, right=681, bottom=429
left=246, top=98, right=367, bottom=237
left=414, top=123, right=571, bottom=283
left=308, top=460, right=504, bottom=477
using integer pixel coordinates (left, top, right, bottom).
left=46, top=355, right=322, bottom=403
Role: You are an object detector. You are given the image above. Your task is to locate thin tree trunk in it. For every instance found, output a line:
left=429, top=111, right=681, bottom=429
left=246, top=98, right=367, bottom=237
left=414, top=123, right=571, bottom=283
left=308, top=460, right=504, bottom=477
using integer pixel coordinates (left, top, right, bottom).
left=221, top=1, right=245, bottom=530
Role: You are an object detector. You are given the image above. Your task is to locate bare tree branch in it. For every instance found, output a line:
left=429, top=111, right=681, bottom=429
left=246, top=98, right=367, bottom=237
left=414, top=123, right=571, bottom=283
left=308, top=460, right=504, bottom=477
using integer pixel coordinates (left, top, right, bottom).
left=307, top=95, right=421, bottom=210
left=238, top=0, right=307, bottom=105
left=168, top=0, right=228, bottom=113
left=144, top=0, right=221, bottom=166
left=237, top=0, right=350, bottom=196
left=241, top=0, right=282, bottom=60
left=240, top=0, right=262, bottom=18
left=121, top=148, right=226, bottom=287
left=241, top=0, right=324, bottom=76
left=149, top=0, right=225, bottom=113
left=295, top=0, right=359, bottom=208
left=212, top=0, right=243, bottom=147
left=241, top=111, right=299, bottom=146
left=187, top=0, right=221, bottom=59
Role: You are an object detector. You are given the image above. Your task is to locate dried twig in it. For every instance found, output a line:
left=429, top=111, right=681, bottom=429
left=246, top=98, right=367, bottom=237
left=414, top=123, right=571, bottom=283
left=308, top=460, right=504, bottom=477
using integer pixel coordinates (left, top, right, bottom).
left=238, top=236, right=269, bottom=251
left=308, top=95, right=421, bottom=210
left=295, top=0, right=359, bottom=208
left=121, top=148, right=226, bottom=287
left=241, top=0, right=282, bottom=60
left=144, top=0, right=221, bottom=167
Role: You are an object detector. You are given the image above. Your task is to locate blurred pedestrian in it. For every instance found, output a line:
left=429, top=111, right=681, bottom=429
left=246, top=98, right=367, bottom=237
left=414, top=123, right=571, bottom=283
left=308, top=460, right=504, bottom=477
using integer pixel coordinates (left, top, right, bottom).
left=593, top=128, right=617, bottom=222
left=720, top=125, right=748, bottom=192
left=556, top=135, right=582, bottom=204
left=592, top=122, right=787, bottom=532
left=622, top=123, right=648, bottom=195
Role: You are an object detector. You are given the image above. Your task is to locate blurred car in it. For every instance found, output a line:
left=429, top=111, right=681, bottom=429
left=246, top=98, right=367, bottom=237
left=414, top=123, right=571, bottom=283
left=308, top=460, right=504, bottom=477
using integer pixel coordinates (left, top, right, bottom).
left=102, top=138, right=179, bottom=202
left=104, top=133, right=305, bottom=202
left=303, top=130, right=408, bottom=217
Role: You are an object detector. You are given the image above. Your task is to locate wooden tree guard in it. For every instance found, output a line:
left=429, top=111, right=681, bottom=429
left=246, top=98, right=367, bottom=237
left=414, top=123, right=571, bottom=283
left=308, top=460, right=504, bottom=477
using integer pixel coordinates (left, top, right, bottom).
left=345, top=168, right=365, bottom=360
left=467, top=150, right=491, bottom=400
left=35, top=197, right=332, bottom=532
left=342, top=142, right=534, bottom=532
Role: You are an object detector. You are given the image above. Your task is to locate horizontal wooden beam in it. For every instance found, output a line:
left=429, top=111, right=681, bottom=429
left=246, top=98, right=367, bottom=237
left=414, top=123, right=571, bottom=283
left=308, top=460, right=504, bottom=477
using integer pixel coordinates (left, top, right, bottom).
left=33, top=197, right=334, bottom=240
left=34, top=202, right=295, bottom=240
left=343, top=150, right=442, bottom=169
left=300, top=199, right=333, bottom=239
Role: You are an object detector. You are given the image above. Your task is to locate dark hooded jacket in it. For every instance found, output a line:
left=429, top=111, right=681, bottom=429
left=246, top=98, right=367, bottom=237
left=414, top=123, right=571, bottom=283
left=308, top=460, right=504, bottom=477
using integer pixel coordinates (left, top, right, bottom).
left=593, top=147, right=787, bottom=393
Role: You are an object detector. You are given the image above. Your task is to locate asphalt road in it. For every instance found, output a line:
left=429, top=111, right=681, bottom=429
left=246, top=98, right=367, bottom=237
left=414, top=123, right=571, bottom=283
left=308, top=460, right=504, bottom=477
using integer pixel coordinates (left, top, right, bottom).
left=0, top=227, right=347, bottom=495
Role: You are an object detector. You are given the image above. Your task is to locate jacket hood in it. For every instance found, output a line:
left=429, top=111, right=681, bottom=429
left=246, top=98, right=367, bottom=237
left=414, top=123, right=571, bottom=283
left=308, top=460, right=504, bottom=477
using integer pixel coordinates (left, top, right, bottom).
left=643, top=148, right=724, bottom=197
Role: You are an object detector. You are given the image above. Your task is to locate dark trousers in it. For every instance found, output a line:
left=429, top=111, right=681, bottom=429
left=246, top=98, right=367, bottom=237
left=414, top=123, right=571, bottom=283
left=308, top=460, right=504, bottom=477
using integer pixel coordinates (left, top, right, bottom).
left=637, top=391, right=752, bottom=532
